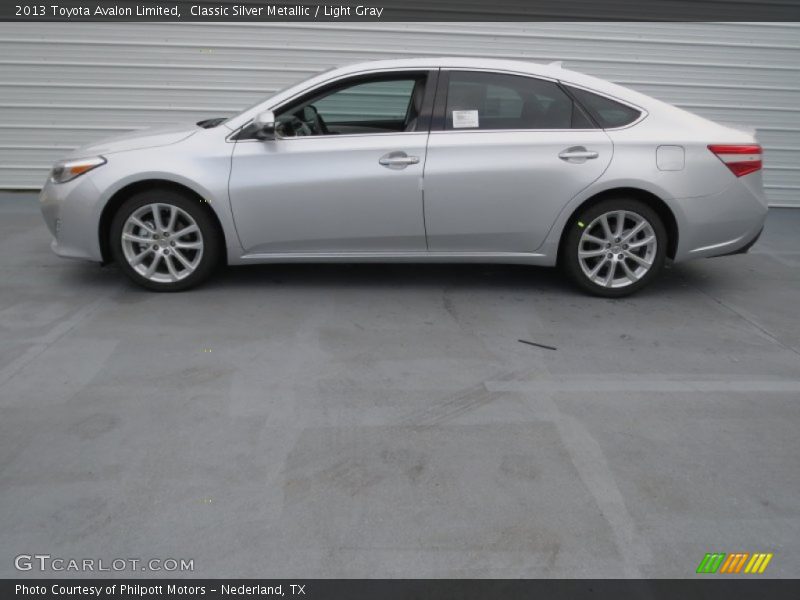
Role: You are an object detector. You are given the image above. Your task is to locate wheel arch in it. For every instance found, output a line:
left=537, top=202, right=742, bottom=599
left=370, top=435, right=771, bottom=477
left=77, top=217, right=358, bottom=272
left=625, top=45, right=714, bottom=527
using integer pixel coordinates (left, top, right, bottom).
left=98, top=178, right=227, bottom=264
left=557, top=187, right=678, bottom=262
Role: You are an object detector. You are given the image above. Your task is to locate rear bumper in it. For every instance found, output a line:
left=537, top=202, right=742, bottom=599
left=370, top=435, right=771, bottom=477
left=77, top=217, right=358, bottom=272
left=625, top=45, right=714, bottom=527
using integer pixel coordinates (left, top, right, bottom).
left=672, top=177, right=768, bottom=262
left=715, top=226, right=763, bottom=257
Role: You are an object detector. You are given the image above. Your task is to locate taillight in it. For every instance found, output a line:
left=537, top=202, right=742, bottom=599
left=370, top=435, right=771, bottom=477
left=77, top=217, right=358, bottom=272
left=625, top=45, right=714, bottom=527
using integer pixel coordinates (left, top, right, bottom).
left=708, top=144, right=762, bottom=177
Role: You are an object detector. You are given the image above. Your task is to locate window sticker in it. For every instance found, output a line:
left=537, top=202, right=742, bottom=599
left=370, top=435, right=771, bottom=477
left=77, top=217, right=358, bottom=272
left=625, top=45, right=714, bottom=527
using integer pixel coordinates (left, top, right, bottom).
left=452, top=110, right=480, bottom=129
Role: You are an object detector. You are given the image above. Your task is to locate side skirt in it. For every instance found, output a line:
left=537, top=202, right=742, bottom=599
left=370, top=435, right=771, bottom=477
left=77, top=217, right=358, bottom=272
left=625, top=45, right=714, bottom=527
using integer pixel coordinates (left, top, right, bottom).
left=230, top=251, right=554, bottom=266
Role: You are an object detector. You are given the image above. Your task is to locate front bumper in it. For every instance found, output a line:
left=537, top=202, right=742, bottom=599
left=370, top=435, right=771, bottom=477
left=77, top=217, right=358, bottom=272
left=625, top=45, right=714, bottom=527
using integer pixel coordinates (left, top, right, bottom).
left=39, top=176, right=104, bottom=262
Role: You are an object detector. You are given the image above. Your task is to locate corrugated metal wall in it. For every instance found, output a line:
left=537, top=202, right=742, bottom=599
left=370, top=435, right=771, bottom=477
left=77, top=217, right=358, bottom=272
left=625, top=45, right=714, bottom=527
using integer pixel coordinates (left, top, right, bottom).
left=1, top=22, right=798, bottom=206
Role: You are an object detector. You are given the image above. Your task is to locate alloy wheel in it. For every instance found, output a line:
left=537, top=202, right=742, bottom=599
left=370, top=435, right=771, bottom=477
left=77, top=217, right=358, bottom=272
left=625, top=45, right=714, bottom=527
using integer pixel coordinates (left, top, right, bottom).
left=577, top=210, right=657, bottom=288
left=120, top=203, right=204, bottom=283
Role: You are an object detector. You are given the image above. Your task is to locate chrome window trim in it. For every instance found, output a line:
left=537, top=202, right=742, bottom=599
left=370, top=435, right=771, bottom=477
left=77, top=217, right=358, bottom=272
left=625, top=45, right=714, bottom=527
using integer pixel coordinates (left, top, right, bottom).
left=232, top=130, right=429, bottom=144
left=428, top=128, right=605, bottom=135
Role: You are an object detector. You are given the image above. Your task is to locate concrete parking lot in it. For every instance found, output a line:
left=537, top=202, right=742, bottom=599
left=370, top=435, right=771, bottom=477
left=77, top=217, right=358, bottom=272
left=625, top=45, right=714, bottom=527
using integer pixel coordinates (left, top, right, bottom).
left=0, top=190, right=798, bottom=578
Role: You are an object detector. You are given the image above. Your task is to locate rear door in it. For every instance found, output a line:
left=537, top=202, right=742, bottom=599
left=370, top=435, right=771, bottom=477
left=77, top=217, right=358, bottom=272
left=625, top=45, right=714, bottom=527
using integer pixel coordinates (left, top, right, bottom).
left=423, top=70, right=613, bottom=253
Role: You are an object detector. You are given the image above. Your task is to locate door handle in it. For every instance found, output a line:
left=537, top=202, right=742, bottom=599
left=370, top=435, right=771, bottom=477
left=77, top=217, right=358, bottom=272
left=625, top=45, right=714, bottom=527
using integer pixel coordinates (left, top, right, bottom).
left=558, top=147, right=599, bottom=161
left=379, top=151, right=420, bottom=169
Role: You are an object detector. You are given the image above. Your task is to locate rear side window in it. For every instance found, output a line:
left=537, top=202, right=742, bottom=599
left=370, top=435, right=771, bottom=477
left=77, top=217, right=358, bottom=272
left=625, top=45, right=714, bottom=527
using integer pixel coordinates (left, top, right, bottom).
left=445, top=71, right=593, bottom=130
left=566, top=86, right=642, bottom=128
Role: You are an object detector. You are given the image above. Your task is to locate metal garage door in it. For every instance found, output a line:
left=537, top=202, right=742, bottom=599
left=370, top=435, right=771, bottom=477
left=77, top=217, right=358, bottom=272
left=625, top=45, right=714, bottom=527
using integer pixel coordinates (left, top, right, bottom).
left=0, top=22, right=798, bottom=206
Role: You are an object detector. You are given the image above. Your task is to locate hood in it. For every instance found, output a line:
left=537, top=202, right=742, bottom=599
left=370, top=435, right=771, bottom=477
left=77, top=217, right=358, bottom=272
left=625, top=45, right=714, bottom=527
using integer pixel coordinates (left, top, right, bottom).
left=67, top=123, right=199, bottom=158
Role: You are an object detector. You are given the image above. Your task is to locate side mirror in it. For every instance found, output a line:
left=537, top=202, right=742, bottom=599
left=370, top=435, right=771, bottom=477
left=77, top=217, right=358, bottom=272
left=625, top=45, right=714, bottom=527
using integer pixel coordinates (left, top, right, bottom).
left=253, top=110, right=276, bottom=140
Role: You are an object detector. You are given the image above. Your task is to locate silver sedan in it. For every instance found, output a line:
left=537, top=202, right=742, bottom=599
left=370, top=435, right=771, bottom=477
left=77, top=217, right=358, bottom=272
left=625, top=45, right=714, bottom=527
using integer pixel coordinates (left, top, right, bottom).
left=40, top=57, right=768, bottom=296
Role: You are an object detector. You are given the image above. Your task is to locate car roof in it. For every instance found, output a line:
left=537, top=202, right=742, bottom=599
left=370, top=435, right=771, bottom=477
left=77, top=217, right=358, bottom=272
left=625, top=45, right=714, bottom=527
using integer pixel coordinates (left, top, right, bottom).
left=339, top=56, right=559, bottom=72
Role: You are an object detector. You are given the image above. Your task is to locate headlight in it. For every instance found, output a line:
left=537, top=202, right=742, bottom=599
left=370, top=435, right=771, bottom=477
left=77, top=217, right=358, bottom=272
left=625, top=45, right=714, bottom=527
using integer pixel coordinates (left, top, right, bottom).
left=50, top=156, right=106, bottom=184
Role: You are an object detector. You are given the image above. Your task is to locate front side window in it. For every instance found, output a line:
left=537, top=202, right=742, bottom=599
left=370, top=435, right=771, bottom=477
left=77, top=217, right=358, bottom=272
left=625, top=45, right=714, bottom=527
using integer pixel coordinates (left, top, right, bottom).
left=444, top=71, right=593, bottom=131
left=314, top=79, right=416, bottom=123
left=274, top=73, right=427, bottom=137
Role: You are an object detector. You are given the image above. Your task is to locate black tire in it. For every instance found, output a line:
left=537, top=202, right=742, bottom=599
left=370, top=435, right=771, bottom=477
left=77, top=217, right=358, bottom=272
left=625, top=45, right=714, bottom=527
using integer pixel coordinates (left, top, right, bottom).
left=110, top=188, right=222, bottom=292
left=562, top=198, right=667, bottom=298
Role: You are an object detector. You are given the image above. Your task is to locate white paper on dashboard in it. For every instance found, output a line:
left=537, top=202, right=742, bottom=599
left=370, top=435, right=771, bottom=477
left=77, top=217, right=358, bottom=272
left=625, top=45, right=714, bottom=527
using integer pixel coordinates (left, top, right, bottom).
left=452, top=110, right=480, bottom=128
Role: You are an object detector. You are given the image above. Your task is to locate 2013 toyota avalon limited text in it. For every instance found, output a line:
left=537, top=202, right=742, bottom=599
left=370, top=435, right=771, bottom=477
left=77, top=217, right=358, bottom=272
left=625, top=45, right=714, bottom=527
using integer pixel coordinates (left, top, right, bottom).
left=40, top=57, right=768, bottom=296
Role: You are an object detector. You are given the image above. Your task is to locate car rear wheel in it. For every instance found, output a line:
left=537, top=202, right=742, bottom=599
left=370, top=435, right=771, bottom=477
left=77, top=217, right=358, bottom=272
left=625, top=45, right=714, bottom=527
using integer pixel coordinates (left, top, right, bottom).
left=110, top=189, right=221, bottom=291
left=562, top=198, right=667, bottom=297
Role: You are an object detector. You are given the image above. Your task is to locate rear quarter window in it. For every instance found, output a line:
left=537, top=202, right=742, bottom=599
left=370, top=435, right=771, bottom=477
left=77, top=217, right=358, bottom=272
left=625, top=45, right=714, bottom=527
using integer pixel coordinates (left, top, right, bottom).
left=566, top=86, right=642, bottom=129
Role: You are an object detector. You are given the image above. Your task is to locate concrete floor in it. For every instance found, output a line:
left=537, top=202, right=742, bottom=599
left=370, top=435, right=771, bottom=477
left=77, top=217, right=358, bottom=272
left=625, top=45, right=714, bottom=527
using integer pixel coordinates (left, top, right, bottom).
left=0, top=191, right=798, bottom=579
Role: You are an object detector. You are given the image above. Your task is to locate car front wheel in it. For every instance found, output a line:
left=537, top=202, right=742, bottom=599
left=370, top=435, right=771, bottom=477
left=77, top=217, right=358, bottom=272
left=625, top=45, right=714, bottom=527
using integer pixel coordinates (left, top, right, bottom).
left=110, top=189, right=221, bottom=291
left=562, top=198, right=667, bottom=297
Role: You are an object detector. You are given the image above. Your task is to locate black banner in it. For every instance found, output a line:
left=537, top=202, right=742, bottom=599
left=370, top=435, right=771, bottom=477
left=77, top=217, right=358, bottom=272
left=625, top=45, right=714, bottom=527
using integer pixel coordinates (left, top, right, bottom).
left=4, top=0, right=800, bottom=22
left=5, top=579, right=800, bottom=600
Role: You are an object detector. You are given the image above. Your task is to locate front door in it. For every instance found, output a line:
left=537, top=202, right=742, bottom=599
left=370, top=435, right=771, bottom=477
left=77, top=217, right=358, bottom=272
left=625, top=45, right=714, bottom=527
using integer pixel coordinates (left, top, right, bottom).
left=229, top=71, right=434, bottom=254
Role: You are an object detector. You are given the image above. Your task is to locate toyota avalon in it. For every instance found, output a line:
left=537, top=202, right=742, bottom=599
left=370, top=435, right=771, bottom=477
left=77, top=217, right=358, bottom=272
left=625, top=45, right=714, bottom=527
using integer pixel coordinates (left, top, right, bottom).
left=40, top=57, right=768, bottom=296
